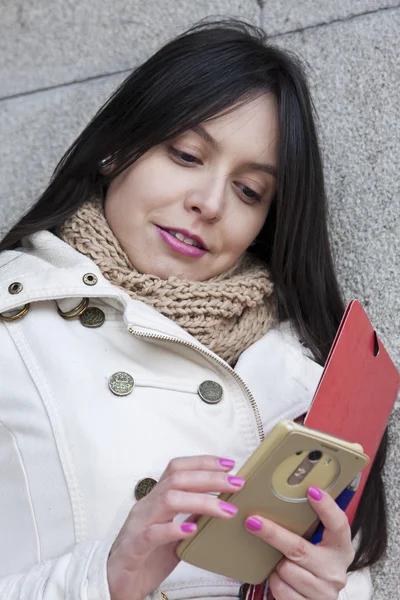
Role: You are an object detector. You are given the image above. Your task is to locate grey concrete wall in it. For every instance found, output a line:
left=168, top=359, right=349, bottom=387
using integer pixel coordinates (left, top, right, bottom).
left=1, top=1, right=399, bottom=596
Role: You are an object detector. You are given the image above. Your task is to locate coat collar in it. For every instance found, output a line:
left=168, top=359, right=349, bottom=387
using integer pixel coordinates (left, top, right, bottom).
left=0, top=231, right=226, bottom=344
left=0, top=230, right=323, bottom=427
left=0, top=231, right=321, bottom=358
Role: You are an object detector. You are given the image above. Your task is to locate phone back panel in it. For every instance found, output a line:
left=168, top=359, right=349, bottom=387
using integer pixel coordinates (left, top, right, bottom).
left=177, top=421, right=368, bottom=584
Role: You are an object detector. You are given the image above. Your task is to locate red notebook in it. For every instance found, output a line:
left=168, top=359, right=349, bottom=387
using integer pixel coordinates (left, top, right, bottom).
left=303, top=300, right=400, bottom=524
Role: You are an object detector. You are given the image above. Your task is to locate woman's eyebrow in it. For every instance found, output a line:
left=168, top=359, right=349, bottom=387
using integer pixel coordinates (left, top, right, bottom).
left=243, top=161, right=277, bottom=179
left=192, top=124, right=220, bottom=150
left=192, top=124, right=277, bottom=179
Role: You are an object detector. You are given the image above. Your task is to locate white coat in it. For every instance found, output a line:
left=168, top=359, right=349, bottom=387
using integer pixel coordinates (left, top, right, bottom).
left=0, top=231, right=373, bottom=599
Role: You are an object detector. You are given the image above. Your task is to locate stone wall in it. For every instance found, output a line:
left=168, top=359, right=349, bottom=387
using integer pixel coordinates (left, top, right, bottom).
left=1, top=1, right=399, bottom=596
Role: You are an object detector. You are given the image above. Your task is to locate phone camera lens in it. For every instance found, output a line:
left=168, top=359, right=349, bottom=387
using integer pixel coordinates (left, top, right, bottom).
left=308, top=450, right=322, bottom=463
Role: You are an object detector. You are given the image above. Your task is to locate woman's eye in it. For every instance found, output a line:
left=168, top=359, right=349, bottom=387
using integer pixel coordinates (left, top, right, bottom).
left=237, top=183, right=262, bottom=203
left=169, top=147, right=201, bottom=164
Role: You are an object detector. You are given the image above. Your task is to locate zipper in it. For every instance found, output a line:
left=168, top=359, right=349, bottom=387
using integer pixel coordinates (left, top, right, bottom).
left=128, top=327, right=264, bottom=443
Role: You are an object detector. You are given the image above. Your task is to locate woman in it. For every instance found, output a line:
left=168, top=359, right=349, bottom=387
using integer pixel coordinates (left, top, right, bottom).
left=0, top=19, right=386, bottom=600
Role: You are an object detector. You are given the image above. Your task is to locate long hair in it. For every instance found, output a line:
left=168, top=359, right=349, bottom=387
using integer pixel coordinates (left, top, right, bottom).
left=0, top=18, right=387, bottom=570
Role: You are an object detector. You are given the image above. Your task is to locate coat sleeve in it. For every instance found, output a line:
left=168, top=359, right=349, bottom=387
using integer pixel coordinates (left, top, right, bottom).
left=0, top=541, right=111, bottom=599
left=339, top=567, right=373, bottom=600
left=0, top=540, right=163, bottom=600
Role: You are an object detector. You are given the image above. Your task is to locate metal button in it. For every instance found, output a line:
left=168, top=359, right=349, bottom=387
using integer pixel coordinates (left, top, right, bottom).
left=197, top=380, right=223, bottom=404
left=80, top=307, right=105, bottom=328
left=8, top=282, right=23, bottom=295
left=160, top=593, right=168, bottom=600
left=135, top=477, right=157, bottom=500
left=108, top=372, right=135, bottom=396
left=83, top=273, right=98, bottom=286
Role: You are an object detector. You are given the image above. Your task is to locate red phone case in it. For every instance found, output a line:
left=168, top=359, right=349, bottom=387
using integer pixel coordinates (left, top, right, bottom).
left=303, top=300, right=399, bottom=523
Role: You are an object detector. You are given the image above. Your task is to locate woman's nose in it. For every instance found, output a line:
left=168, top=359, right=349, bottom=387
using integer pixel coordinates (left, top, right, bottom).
left=184, top=177, right=227, bottom=221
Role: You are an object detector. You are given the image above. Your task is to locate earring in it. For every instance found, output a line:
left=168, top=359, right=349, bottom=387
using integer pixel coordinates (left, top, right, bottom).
left=98, top=156, right=113, bottom=174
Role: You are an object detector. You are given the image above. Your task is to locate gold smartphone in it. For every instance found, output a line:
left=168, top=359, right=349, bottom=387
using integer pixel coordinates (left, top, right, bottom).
left=177, top=420, right=369, bottom=584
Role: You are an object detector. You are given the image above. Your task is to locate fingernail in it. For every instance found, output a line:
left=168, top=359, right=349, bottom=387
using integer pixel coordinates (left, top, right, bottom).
left=308, top=486, right=323, bottom=501
left=181, top=522, right=197, bottom=533
left=220, top=501, right=238, bottom=516
left=245, top=516, right=263, bottom=531
left=219, top=458, right=235, bottom=469
left=228, top=476, right=245, bottom=487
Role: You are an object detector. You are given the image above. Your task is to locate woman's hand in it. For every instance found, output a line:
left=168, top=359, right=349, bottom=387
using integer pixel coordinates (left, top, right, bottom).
left=245, top=487, right=355, bottom=600
left=107, top=455, right=244, bottom=600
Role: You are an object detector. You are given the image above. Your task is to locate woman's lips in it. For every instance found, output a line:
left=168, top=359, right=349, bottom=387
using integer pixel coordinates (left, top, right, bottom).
left=155, top=226, right=208, bottom=258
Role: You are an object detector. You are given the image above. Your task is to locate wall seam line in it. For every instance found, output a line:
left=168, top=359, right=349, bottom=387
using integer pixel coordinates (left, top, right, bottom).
left=1, top=3, right=399, bottom=103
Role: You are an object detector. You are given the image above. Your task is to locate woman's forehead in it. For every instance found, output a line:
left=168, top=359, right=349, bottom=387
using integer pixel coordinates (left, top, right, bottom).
left=192, top=95, right=279, bottom=165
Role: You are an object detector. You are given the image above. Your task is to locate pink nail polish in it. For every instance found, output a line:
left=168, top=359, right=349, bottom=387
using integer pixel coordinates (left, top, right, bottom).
left=219, top=458, right=235, bottom=469
left=228, top=476, right=245, bottom=487
left=308, top=486, right=323, bottom=501
left=220, top=501, right=238, bottom=516
left=181, top=522, right=197, bottom=533
left=245, top=516, right=263, bottom=531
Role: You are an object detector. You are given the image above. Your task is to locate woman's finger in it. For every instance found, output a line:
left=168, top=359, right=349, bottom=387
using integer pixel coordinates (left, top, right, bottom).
left=244, top=515, right=320, bottom=576
left=244, top=486, right=354, bottom=579
left=156, top=469, right=245, bottom=496
left=306, top=487, right=354, bottom=557
left=130, top=520, right=198, bottom=556
left=269, top=571, right=307, bottom=600
left=158, top=455, right=236, bottom=483
left=151, top=489, right=239, bottom=523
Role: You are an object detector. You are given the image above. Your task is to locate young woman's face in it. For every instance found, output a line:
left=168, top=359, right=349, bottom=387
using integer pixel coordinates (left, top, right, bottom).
left=104, top=94, right=279, bottom=281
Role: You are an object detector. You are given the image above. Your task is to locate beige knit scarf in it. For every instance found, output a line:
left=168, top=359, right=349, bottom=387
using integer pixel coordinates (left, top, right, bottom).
left=58, top=199, right=277, bottom=366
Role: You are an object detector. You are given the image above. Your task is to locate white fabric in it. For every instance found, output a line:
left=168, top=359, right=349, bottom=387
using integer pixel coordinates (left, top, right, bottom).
left=0, top=231, right=372, bottom=599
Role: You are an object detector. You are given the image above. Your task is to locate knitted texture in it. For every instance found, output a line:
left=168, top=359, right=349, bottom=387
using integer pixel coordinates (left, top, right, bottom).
left=58, top=199, right=277, bottom=366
